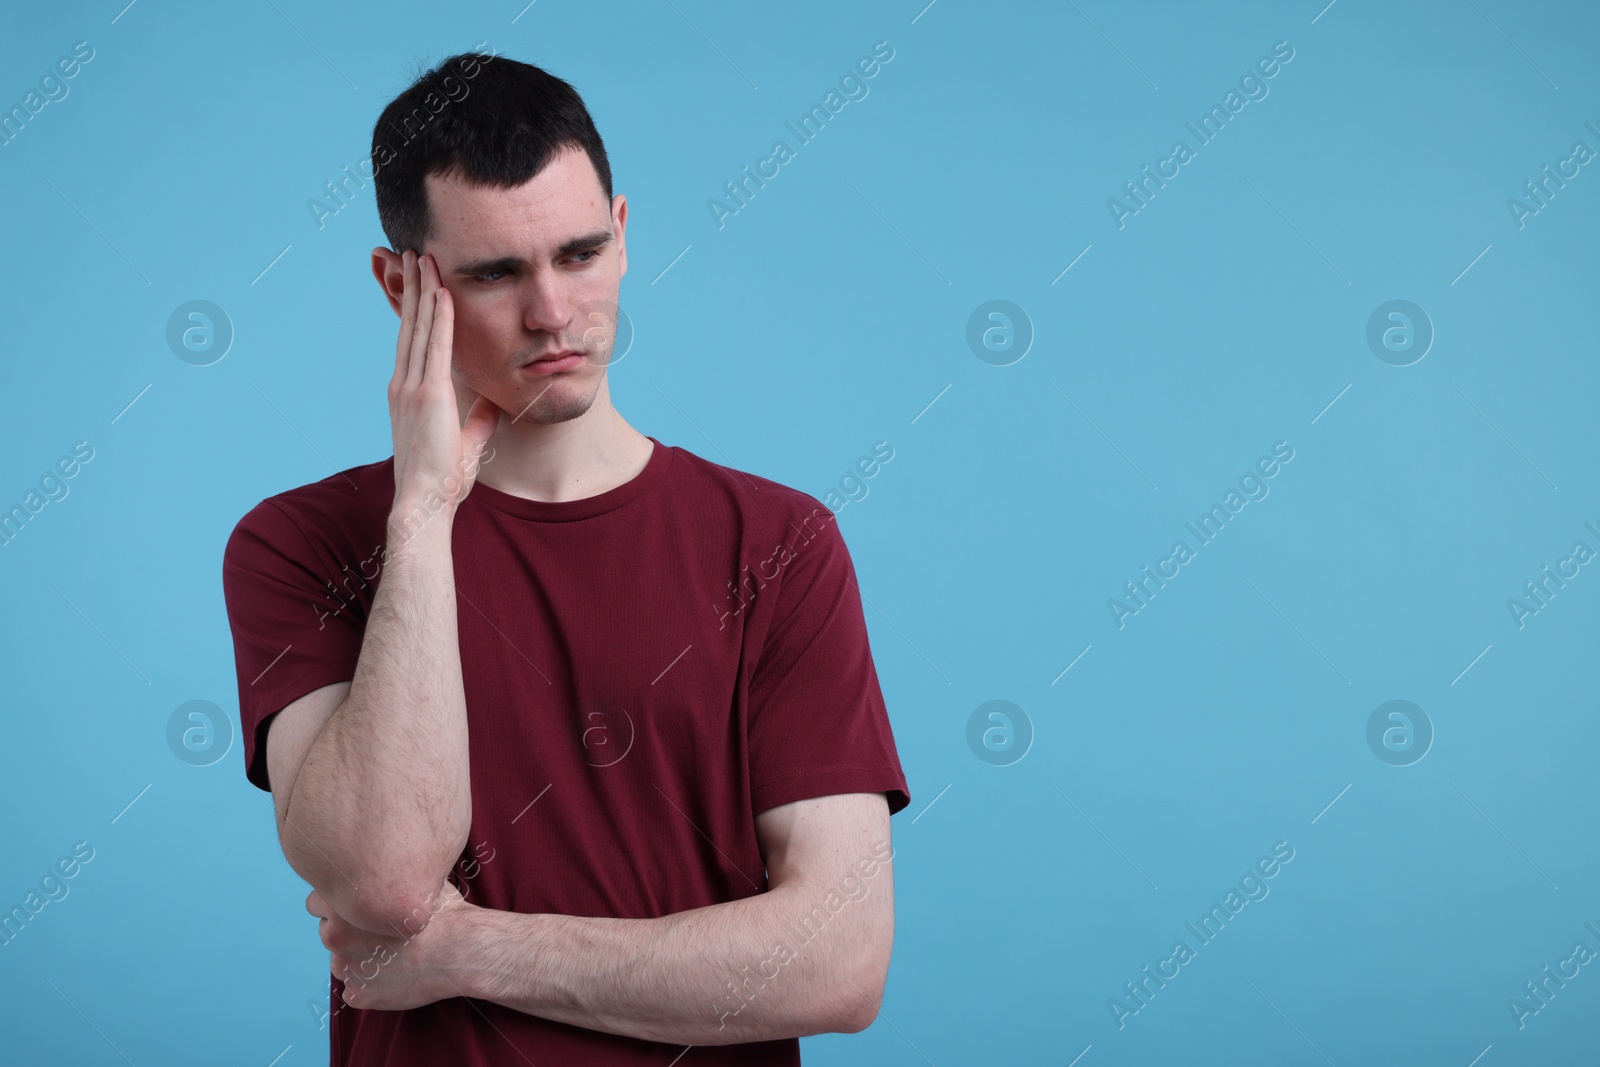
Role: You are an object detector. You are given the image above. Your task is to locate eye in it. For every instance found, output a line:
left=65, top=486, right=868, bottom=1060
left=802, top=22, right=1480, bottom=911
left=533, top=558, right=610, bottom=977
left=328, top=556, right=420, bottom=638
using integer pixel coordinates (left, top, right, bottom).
left=569, top=250, right=601, bottom=265
left=473, top=268, right=511, bottom=283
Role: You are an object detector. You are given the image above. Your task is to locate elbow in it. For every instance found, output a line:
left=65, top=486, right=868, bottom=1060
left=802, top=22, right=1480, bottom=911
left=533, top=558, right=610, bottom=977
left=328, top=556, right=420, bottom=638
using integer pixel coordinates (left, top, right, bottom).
left=836, top=999, right=879, bottom=1035
left=346, top=843, right=470, bottom=937
left=832, top=953, right=889, bottom=1034
left=290, top=863, right=438, bottom=937
left=346, top=880, right=449, bottom=938
left=834, top=989, right=881, bottom=1035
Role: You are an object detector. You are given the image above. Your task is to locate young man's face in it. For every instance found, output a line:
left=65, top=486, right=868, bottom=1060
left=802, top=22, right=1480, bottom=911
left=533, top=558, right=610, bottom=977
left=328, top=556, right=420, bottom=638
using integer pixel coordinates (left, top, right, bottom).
left=407, top=145, right=628, bottom=426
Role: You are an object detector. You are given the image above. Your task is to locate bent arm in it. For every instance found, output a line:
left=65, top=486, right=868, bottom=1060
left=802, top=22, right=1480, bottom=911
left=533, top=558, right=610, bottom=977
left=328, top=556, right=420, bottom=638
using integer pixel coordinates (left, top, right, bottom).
left=458, top=793, right=894, bottom=1045
left=275, top=513, right=472, bottom=935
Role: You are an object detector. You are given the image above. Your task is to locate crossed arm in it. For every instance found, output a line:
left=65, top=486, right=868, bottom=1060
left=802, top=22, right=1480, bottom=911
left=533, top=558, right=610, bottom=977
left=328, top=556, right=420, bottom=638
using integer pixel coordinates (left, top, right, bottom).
left=264, top=522, right=894, bottom=1046
left=295, top=784, right=895, bottom=1046
left=272, top=663, right=895, bottom=1046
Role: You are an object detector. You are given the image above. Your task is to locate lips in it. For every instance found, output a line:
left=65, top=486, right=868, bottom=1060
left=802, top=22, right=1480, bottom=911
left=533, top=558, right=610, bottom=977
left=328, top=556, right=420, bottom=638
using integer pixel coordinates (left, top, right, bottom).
left=520, top=351, right=583, bottom=374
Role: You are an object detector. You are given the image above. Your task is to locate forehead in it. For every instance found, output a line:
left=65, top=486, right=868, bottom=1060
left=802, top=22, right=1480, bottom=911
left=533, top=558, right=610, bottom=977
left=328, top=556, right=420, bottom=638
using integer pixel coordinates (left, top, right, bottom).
left=422, top=145, right=609, bottom=255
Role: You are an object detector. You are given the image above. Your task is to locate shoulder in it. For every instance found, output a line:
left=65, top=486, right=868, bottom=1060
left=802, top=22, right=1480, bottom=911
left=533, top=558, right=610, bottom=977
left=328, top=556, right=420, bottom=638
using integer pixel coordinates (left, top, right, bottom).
left=224, top=457, right=395, bottom=568
left=665, top=444, right=840, bottom=538
left=664, top=445, right=855, bottom=604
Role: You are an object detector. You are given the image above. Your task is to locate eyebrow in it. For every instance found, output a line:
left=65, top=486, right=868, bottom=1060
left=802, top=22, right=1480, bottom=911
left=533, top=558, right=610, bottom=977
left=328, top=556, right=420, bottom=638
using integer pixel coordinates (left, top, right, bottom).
left=449, top=229, right=614, bottom=277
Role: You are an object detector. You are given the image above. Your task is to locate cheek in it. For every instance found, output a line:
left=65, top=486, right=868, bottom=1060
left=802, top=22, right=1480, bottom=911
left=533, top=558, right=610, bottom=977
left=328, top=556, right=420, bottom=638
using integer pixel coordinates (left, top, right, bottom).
left=445, top=326, right=501, bottom=385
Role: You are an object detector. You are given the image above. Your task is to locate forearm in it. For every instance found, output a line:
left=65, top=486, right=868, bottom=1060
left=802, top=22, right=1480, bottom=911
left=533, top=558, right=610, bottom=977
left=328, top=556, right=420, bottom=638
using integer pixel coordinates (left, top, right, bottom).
left=282, top=510, right=472, bottom=933
left=459, top=887, right=877, bottom=1046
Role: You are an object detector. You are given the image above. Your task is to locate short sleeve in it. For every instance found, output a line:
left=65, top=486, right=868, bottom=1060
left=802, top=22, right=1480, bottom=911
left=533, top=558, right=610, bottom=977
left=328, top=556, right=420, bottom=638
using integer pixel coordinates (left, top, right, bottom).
left=221, top=499, right=366, bottom=793
left=746, top=504, right=910, bottom=817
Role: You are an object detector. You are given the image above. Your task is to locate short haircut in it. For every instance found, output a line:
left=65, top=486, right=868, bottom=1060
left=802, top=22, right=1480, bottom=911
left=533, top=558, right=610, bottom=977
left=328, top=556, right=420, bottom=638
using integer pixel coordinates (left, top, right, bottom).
left=370, top=51, right=614, bottom=255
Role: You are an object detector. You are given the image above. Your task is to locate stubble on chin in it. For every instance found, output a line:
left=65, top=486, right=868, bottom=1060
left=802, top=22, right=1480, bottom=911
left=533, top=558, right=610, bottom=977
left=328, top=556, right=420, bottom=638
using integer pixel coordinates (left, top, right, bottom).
left=505, top=375, right=601, bottom=426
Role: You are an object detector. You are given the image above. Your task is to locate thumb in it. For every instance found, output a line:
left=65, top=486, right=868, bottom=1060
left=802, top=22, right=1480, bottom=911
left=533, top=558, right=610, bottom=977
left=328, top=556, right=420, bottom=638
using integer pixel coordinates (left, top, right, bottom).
left=461, top=394, right=500, bottom=459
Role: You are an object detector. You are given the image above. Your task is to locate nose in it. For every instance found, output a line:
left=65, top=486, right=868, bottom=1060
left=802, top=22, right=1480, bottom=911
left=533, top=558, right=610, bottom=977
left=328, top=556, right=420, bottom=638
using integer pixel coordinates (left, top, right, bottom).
left=521, top=270, right=575, bottom=334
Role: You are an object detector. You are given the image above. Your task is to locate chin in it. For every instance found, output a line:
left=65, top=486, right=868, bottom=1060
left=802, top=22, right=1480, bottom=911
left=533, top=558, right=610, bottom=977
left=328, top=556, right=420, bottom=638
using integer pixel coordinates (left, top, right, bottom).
left=505, top=387, right=597, bottom=426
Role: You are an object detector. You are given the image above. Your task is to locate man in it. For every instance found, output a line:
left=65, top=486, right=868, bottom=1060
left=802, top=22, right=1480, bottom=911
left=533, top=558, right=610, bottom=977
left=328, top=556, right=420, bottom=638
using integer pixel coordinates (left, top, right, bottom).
left=221, top=48, right=910, bottom=1065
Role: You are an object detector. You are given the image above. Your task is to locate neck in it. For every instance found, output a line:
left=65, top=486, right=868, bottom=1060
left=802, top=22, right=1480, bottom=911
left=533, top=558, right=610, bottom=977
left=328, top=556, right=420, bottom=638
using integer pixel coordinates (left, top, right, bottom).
left=464, top=374, right=654, bottom=504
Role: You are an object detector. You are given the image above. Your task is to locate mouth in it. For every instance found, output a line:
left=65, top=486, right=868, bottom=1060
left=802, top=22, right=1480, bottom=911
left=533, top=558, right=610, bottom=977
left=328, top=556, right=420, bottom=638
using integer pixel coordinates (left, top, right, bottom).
left=519, top=350, right=584, bottom=374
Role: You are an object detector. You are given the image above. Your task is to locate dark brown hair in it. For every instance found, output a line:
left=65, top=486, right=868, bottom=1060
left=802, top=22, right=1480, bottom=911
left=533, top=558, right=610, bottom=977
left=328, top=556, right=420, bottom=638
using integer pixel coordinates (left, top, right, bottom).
left=370, top=50, right=613, bottom=254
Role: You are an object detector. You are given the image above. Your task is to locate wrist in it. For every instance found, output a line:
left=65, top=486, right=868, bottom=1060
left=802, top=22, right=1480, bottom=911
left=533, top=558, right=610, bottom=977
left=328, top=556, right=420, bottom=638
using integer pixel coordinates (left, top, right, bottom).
left=456, top=907, right=565, bottom=1012
left=453, top=903, right=511, bottom=1003
left=426, top=896, right=481, bottom=1000
left=386, top=497, right=458, bottom=548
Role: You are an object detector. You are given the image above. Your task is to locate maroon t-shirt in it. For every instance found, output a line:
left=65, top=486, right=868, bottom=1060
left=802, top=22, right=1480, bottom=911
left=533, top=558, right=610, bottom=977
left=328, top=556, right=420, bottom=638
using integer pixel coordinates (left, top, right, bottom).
left=221, top=436, right=910, bottom=1065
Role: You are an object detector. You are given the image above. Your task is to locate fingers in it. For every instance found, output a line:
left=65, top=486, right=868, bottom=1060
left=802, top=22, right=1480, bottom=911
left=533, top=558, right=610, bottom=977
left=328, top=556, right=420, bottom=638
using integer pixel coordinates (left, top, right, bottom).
left=406, top=255, right=439, bottom=390
left=424, top=283, right=454, bottom=386
left=393, top=250, right=419, bottom=386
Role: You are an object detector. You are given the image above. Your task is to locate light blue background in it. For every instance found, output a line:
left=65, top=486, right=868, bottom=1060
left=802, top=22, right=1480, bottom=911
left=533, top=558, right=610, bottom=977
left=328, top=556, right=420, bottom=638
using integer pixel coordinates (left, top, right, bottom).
left=2, top=1, right=1597, bottom=1063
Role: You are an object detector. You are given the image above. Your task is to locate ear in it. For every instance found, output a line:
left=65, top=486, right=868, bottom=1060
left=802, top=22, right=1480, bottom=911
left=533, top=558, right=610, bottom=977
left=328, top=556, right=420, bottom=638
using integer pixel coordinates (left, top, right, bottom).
left=372, top=247, right=404, bottom=315
left=611, top=194, right=628, bottom=280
